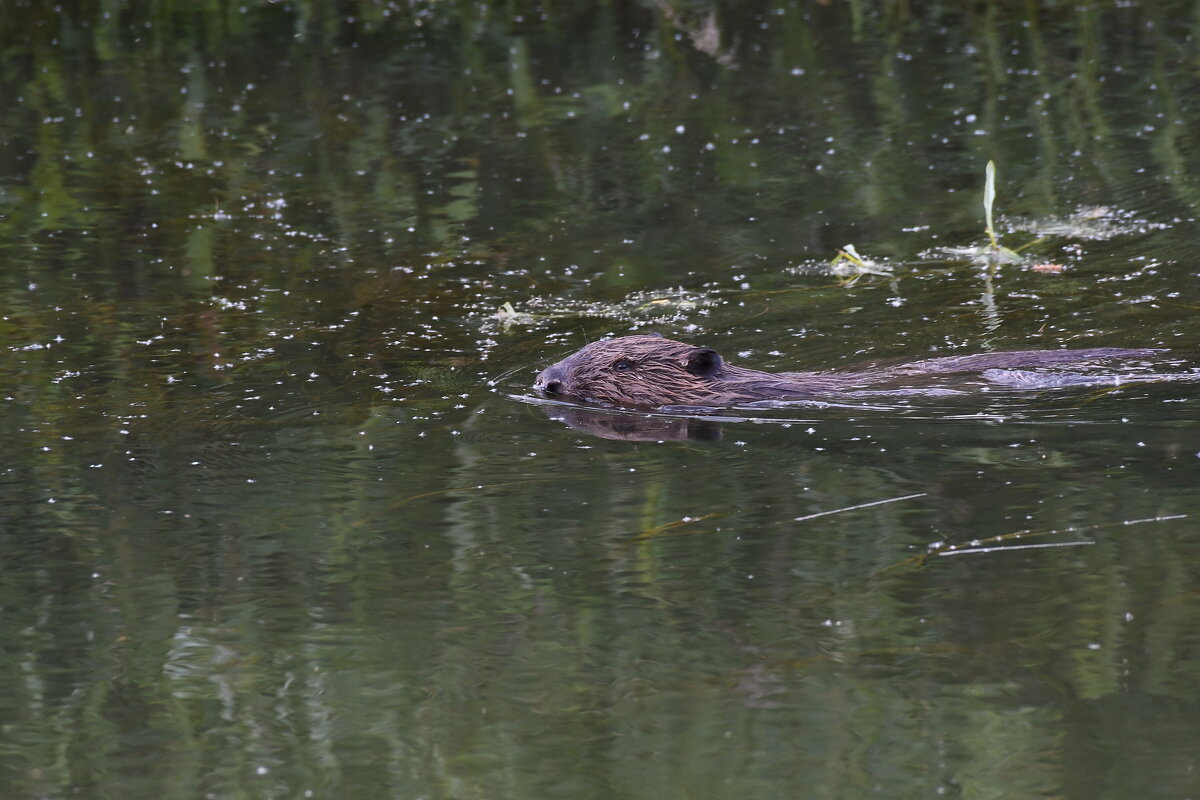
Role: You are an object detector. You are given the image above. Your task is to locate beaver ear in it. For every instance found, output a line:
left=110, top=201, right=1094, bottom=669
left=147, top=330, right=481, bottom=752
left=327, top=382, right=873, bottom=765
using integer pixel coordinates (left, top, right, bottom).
left=686, top=347, right=722, bottom=377
left=646, top=331, right=664, bottom=338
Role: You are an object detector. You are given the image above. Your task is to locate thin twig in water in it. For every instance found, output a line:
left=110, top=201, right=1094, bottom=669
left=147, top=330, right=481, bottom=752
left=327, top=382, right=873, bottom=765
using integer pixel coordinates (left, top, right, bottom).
left=934, top=513, right=1187, bottom=557
left=879, top=513, right=1187, bottom=574
left=794, top=492, right=926, bottom=522
left=632, top=512, right=724, bottom=542
left=938, top=541, right=1093, bottom=556
left=388, top=480, right=553, bottom=510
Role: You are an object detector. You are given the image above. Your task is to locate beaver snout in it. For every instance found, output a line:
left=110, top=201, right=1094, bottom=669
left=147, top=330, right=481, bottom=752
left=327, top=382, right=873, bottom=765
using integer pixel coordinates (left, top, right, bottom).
left=534, top=364, right=567, bottom=397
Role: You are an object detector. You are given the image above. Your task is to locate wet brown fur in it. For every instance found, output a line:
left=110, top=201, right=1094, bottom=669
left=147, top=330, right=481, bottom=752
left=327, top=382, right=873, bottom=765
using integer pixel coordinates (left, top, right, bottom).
left=533, top=335, right=1161, bottom=408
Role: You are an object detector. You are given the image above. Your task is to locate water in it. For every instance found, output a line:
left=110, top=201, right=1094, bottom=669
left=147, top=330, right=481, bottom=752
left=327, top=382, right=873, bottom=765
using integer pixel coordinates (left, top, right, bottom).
left=2, top=2, right=1199, bottom=798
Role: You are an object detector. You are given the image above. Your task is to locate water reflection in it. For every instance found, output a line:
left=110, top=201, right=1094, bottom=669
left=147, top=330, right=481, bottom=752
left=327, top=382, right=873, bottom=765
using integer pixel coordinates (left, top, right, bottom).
left=539, top=402, right=725, bottom=441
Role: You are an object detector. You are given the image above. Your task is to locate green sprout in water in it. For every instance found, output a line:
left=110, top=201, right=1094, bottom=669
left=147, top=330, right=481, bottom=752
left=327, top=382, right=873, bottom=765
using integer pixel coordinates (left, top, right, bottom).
left=829, top=244, right=892, bottom=285
left=981, top=160, right=1023, bottom=263
left=984, top=160, right=999, bottom=249
left=832, top=243, right=869, bottom=269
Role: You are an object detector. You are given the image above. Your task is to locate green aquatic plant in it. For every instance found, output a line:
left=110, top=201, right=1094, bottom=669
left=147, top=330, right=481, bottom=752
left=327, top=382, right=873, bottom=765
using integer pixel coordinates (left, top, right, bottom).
left=831, top=243, right=869, bottom=269
left=828, top=244, right=892, bottom=285
left=491, top=301, right=544, bottom=329
left=981, top=160, right=1022, bottom=263
left=983, top=160, right=999, bottom=249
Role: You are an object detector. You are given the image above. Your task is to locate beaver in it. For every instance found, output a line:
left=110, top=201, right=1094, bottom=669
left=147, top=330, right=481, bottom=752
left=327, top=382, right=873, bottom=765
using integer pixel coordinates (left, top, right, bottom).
left=533, top=334, right=1170, bottom=408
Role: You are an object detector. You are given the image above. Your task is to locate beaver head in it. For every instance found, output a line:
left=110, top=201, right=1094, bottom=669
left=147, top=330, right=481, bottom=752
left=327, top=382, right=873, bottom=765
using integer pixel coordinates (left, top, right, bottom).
left=532, top=334, right=816, bottom=408
left=533, top=335, right=731, bottom=407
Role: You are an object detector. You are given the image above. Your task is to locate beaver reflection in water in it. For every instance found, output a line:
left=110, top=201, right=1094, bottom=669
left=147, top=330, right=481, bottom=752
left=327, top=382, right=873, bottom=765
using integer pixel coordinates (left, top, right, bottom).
left=533, top=335, right=1166, bottom=408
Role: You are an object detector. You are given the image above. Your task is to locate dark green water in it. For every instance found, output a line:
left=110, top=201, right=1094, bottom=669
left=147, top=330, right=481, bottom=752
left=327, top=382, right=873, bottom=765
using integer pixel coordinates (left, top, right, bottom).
left=2, top=2, right=1199, bottom=798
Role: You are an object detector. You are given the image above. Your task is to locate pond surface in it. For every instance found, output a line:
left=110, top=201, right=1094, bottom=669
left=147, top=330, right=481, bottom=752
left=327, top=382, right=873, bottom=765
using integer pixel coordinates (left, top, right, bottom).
left=2, top=2, right=1199, bottom=798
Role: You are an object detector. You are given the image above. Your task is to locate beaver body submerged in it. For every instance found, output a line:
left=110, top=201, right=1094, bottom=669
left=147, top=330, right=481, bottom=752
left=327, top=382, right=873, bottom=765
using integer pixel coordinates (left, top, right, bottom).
left=533, top=335, right=1166, bottom=408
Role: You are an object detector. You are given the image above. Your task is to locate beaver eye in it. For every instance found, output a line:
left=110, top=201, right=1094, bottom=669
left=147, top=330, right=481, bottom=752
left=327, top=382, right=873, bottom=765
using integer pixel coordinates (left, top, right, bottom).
left=613, top=359, right=634, bottom=372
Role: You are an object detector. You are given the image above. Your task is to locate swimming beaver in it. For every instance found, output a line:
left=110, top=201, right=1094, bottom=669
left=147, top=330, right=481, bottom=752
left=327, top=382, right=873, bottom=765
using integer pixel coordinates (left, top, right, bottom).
left=533, top=335, right=1166, bottom=408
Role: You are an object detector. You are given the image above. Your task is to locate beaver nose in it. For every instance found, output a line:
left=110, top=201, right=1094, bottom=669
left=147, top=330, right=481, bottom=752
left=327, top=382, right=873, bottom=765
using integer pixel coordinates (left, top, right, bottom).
left=535, top=364, right=567, bottom=396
